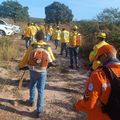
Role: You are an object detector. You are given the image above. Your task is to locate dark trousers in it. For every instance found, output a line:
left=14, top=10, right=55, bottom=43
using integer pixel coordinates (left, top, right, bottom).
left=54, top=39, right=59, bottom=49
left=24, top=37, right=31, bottom=49
left=69, top=47, right=80, bottom=67
left=60, top=42, right=68, bottom=57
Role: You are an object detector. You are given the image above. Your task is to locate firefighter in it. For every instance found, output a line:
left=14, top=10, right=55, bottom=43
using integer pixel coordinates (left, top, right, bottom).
left=53, top=26, right=61, bottom=49
left=60, top=28, right=70, bottom=57
left=16, top=30, right=55, bottom=118
left=89, top=32, right=109, bottom=70
left=23, top=23, right=33, bottom=49
left=69, top=25, right=81, bottom=69
left=75, top=44, right=120, bottom=120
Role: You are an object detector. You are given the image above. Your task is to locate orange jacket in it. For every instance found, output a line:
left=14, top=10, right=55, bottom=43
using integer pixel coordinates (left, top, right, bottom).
left=70, top=32, right=81, bottom=47
left=89, top=41, right=109, bottom=70
left=75, top=63, right=120, bottom=120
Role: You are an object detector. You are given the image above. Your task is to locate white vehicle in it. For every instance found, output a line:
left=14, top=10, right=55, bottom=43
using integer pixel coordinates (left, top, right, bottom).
left=0, top=24, right=14, bottom=36
left=0, top=19, right=21, bottom=34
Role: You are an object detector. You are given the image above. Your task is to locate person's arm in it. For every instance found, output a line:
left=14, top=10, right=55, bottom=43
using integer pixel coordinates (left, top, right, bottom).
left=47, top=46, right=55, bottom=61
left=18, top=46, right=32, bottom=68
left=75, top=72, right=101, bottom=112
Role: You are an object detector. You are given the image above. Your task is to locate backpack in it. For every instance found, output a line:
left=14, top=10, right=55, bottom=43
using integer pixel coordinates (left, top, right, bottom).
left=102, top=66, right=120, bottom=120
left=28, top=44, right=49, bottom=67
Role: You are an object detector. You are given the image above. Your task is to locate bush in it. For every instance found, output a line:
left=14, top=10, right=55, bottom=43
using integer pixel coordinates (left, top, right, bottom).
left=0, top=37, right=19, bottom=61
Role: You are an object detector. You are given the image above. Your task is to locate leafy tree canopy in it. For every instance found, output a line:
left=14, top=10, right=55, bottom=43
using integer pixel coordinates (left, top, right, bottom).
left=45, top=2, right=73, bottom=24
left=97, top=8, right=120, bottom=24
left=0, top=0, right=29, bottom=21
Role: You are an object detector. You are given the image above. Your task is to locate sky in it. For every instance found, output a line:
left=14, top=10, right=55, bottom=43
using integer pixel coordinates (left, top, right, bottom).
left=0, top=0, right=120, bottom=20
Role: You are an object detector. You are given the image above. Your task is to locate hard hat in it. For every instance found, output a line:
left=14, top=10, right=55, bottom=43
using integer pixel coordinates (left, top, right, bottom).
left=97, top=32, right=106, bottom=39
left=78, top=33, right=81, bottom=36
left=73, top=25, right=78, bottom=30
left=95, top=45, right=117, bottom=60
left=31, top=23, right=34, bottom=25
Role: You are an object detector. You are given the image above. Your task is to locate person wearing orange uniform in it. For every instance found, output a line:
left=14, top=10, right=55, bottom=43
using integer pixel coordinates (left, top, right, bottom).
left=75, top=44, right=120, bottom=120
left=89, top=32, right=109, bottom=70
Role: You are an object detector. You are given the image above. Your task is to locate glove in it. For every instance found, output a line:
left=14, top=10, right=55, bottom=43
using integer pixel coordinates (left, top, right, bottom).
left=19, top=66, right=29, bottom=70
left=15, top=66, right=19, bottom=72
left=48, top=62, right=57, bottom=68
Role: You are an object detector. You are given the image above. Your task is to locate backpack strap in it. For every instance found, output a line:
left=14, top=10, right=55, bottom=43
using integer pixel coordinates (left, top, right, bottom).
left=100, top=66, right=114, bottom=111
left=102, top=66, right=114, bottom=84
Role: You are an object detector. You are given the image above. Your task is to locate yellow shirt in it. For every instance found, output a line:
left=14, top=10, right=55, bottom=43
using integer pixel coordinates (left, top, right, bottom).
left=47, top=27, right=53, bottom=36
left=61, top=30, right=70, bottom=43
left=30, top=25, right=37, bottom=36
left=24, top=26, right=32, bottom=37
left=53, top=29, right=61, bottom=40
left=89, top=41, right=109, bottom=70
left=18, top=41, right=55, bottom=68
left=39, top=25, right=45, bottom=30
left=93, top=41, right=109, bottom=52
left=70, top=31, right=79, bottom=47
left=35, top=25, right=40, bottom=31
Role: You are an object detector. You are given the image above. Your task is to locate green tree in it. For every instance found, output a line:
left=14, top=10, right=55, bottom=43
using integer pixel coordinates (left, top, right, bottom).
left=0, top=0, right=29, bottom=21
left=96, top=8, right=120, bottom=58
left=45, top=2, right=73, bottom=24
left=97, top=8, right=120, bottom=23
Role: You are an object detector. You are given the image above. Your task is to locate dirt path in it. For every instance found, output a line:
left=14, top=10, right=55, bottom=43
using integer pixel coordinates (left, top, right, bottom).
left=0, top=38, right=88, bottom=120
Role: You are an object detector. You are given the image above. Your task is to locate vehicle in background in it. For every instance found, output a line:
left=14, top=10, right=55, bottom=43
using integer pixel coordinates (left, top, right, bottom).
left=0, top=19, right=21, bottom=34
left=0, top=24, right=14, bottom=37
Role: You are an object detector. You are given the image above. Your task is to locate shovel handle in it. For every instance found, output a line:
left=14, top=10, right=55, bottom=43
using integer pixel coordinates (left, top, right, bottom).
left=18, top=70, right=26, bottom=89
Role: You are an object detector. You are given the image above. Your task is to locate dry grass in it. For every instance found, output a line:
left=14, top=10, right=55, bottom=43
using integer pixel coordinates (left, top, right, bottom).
left=0, top=37, right=19, bottom=61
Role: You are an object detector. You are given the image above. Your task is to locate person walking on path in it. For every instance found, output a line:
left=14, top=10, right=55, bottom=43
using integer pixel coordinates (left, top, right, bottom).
left=60, top=28, right=70, bottom=57
left=16, top=30, right=55, bottom=118
left=69, top=25, right=81, bottom=69
left=23, top=23, right=33, bottom=49
left=53, top=26, right=61, bottom=49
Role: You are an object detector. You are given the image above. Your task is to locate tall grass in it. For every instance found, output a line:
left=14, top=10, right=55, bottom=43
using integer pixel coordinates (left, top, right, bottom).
left=0, top=37, right=19, bottom=61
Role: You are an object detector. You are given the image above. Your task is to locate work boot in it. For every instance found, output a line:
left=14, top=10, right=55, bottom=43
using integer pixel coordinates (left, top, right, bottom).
left=69, top=65, right=74, bottom=69
left=75, top=65, right=79, bottom=69
left=59, top=53, right=62, bottom=55
left=36, top=112, right=42, bottom=118
left=25, top=100, right=35, bottom=107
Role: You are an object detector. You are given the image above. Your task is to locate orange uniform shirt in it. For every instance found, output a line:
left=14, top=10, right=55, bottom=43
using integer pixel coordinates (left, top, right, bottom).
left=75, top=63, right=120, bottom=120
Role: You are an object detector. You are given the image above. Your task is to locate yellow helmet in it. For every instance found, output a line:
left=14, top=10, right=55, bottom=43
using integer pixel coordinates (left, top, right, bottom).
left=73, top=25, right=78, bottom=30
left=97, top=32, right=106, bottom=39
left=31, top=23, right=34, bottom=25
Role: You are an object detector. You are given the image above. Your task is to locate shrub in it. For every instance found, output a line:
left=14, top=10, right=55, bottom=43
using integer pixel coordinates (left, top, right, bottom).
left=0, top=37, right=19, bottom=61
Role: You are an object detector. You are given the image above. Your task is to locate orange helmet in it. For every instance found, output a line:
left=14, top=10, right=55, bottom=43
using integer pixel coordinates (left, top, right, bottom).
left=96, top=45, right=117, bottom=60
